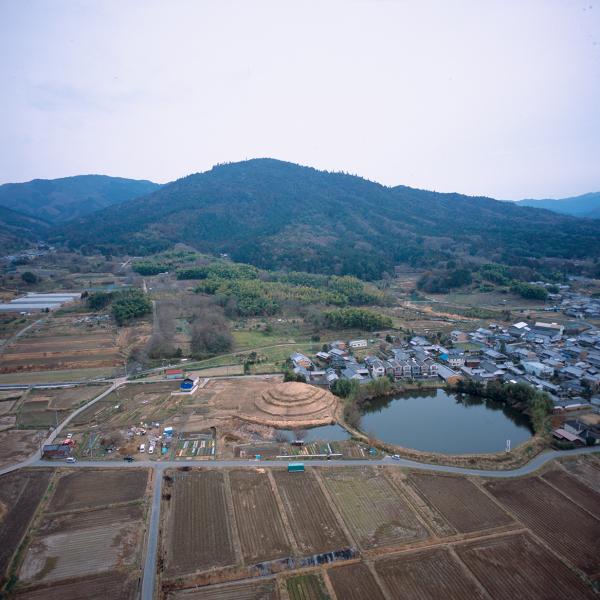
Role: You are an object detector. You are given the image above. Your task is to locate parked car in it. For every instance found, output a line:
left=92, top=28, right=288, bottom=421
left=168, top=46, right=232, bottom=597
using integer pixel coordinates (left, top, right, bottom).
left=65, top=456, right=76, bottom=463
left=391, top=454, right=401, bottom=460
left=124, top=456, right=134, bottom=462
left=139, top=443, right=145, bottom=453
left=66, top=433, right=73, bottom=439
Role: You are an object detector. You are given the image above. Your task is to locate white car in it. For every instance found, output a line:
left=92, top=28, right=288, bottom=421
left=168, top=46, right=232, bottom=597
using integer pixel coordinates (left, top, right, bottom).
left=391, top=454, right=401, bottom=461
left=148, top=445, right=155, bottom=455
left=66, top=433, right=73, bottom=439
left=65, top=457, right=77, bottom=463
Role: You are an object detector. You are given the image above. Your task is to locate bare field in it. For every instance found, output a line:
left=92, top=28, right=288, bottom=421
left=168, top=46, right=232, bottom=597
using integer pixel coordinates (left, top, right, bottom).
left=375, top=547, right=487, bottom=600
left=168, top=579, right=280, bottom=600
left=48, top=469, right=148, bottom=512
left=542, top=468, right=600, bottom=515
left=320, top=467, right=428, bottom=549
left=456, top=532, right=597, bottom=600
left=165, top=470, right=237, bottom=576
left=327, top=562, right=385, bottom=600
left=485, top=476, right=600, bottom=576
left=229, top=469, right=292, bottom=563
left=0, top=430, right=45, bottom=468
left=408, top=473, right=514, bottom=533
left=560, top=455, right=600, bottom=493
left=0, top=469, right=52, bottom=582
left=15, top=571, right=138, bottom=600
left=286, top=573, right=330, bottom=600
left=272, top=469, right=349, bottom=555
left=19, top=521, right=140, bottom=584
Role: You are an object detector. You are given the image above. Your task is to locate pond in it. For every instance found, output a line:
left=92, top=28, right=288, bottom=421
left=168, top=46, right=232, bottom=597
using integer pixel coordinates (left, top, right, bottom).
left=359, top=388, right=533, bottom=455
left=275, top=424, right=350, bottom=442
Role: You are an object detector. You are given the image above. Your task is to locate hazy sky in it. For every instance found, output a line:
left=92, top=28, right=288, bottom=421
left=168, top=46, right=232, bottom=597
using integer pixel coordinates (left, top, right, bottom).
left=1, top=0, right=599, bottom=199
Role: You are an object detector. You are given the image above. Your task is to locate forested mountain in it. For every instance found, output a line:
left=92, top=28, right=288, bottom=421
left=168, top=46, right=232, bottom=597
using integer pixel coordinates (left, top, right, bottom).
left=53, top=159, right=600, bottom=279
left=0, top=175, right=160, bottom=223
left=516, top=192, right=600, bottom=218
left=0, top=205, right=50, bottom=254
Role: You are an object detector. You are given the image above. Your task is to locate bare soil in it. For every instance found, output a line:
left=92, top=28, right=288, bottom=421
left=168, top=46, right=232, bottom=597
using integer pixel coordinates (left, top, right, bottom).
left=327, top=562, right=386, bottom=600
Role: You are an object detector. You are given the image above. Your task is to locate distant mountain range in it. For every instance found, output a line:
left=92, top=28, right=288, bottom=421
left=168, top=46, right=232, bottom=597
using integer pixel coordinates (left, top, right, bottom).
left=52, top=159, right=600, bottom=279
left=3, top=160, right=600, bottom=277
left=0, top=174, right=160, bottom=223
left=515, top=192, right=600, bottom=219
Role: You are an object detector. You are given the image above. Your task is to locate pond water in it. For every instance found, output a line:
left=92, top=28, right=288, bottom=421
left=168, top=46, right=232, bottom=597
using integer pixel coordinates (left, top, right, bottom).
left=359, top=388, right=533, bottom=455
left=276, top=424, right=350, bottom=442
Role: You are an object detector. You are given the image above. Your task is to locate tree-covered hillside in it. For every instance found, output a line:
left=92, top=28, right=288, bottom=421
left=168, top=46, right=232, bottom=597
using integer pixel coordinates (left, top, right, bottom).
left=53, top=159, right=600, bottom=279
left=0, top=175, right=160, bottom=223
left=0, top=205, right=50, bottom=254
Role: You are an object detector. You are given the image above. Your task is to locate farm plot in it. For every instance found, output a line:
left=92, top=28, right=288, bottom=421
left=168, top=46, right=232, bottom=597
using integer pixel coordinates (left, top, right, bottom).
left=485, top=476, right=600, bottom=576
left=327, top=562, right=385, bottom=600
left=542, top=468, right=600, bottom=515
left=320, top=467, right=428, bottom=549
left=286, top=573, right=330, bottom=600
left=71, top=382, right=180, bottom=428
left=407, top=472, right=514, bottom=534
left=0, top=430, right=45, bottom=469
left=168, top=578, right=280, bottom=600
left=165, top=470, right=237, bottom=576
left=15, top=572, right=138, bottom=600
left=19, top=522, right=140, bottom=584
left=272, top=469, right=349, bottom=555
left=229, top=469, right=292, bottom=563
left=560, top=455, right=600, bottom=493
left=456, top=532, right=597, bottom=599
left=375, top=547, right=487, bottom=600
left=0, top=469, right=53, bottom=582
left=48, top=469, right=148, bottom=512
left=175, top=433, right=215, bottom=459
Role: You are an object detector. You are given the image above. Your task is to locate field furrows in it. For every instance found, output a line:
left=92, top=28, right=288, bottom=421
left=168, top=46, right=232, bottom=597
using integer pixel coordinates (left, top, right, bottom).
left=19, top=523, right=140, bottom=584
left=456, top=532, right=597, bottom=600
left=542, top=468, right=600, bottom=515
left=286, top=573, right=331, bottom=600
left=320, top=467, right=428, bottom=549
left=408, top=473, right=514, bottom=534
left=167, top=471, right=237, bottom=576
left=560, top=456, right=600, bottom=493
left=485, top=477, right=600, bottom=576
left=229, top=469, right=292, bottom=563
left=327, top=562, right=386, bottom=600
left=272, top=470, right=349, bottom=555
left=15, top=572, right=137, bottom=600
left=375, top=547, right=488, bottom=600
left=168, top=578, right=280, bottom=599
left=37, top=503, right=144, bottom=535
left=0, top=469, right=52, bottom=581
left=48, top=469, right=148, bottom=512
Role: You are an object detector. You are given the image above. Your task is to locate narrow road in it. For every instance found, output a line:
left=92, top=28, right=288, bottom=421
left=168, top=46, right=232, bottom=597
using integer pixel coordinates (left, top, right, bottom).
left=0, top=318, right=44, bottom=354
left=142, top=470, right=163, bottom=600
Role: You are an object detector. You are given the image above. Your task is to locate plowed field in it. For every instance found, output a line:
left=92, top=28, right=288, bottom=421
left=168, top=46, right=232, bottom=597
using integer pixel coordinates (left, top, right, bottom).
left=485, top=476, right=600, bottom=576
left=272, top=469, right=349, bottom=555
left=320, top=467, right=428, bottom=549
left=327, top=562, right=385, bottom=600
left=168, top=578, right=279, bottom=600
left=48, top=469, right=148, bottom=512
left=166, top=470, right=236, bottom=576
left=456, top=532, right=597, bottom=600
left=375, top=547, right=487, bottom=600
left=542, top=468, right=600, bottom=515
left=229, top=469, right=292, bottom=563
left=408, top=472, right=514, bottom=533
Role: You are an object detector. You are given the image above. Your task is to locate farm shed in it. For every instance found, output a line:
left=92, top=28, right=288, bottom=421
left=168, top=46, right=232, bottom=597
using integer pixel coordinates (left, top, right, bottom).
left=165, top=369, right=184, bottom=380
left=42, top=443, right=72, bottom=459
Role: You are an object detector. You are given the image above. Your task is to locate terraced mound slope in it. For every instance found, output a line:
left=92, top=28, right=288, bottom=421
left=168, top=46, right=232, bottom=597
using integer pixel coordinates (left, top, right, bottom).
left=250, top=382, right=338, bottom=427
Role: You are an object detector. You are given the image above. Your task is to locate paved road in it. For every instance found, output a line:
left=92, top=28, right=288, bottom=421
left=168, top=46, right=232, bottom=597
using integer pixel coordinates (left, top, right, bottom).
left=141, top=470, right=163, bottom=600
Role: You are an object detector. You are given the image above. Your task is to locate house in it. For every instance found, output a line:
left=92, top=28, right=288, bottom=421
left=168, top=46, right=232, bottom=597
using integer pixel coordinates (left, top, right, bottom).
left=509, top=322, right=530, bottom=338
left=420, top=358, right=439, bottom=378
left=349, top=339, right=368, bottom=349
left=522, top=361, right=554, bottom=378
left=315, top=351, right=331, bottom=362
left=553, top=428, right=585, bottom=446
left=445, top=349, right=465, bottom=368
left=533, top=321, right=564, bottom=339
left=326, top=369, right=339, bottom=386
left=437, top=364, right=463, bottom=384
left=42, top=444, right=72, bottom=459
left=180, top=377, right=199, bottom=393
left=365, top=356, right=386, bottom=378
left=342, top=364, right=368, bottom=381
left=165, top=369, right=184, bottom=380
left=290, top=352, right=313, bottom=370
left=560, top=366, right=585, bottom=380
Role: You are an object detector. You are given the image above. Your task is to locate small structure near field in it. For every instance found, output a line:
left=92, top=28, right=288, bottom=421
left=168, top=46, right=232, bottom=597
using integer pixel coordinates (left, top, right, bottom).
left=288, top=462, right=305, bottom=473
left=42, top=443, right=72, bottom=459
left=171, top=377, right=200, bottom=395
left=165, top=369, right=184, bottom=380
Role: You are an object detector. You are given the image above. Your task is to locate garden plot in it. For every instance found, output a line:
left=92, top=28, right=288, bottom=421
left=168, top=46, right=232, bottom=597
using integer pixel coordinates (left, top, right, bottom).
left=320, top=467, right=428, bottom=549
left=167, top=578, right=280, bottom=600
left=327, top=562, right=385, bottom=600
